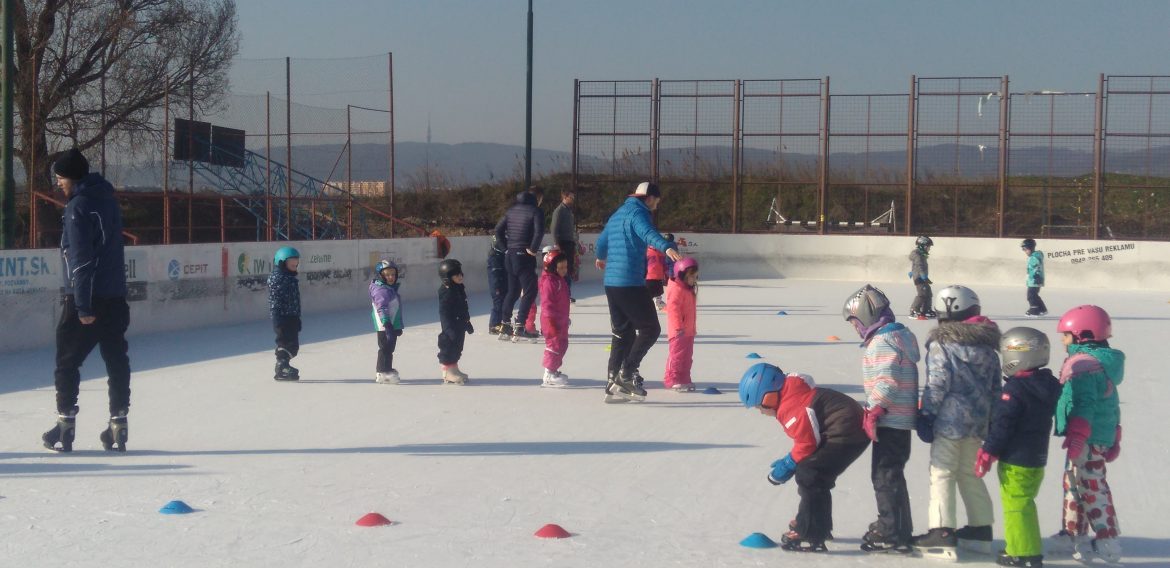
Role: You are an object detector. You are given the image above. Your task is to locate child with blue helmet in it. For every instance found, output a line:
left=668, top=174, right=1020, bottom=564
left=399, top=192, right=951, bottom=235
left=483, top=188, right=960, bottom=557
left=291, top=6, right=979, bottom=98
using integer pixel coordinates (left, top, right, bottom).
left=370, top=259, right=404, bottom=384
left=739, top=363, right=869, bottom=553
left=268, top=246, right=302, bottom=381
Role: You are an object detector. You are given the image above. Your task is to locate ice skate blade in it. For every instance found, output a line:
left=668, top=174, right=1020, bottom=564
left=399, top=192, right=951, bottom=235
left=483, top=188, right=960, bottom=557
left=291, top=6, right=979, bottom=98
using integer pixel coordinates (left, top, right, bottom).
left=603, top=393, right=629, bottom=404
left=860, top=542, right=913, bottom=554
left=914, top=546, right=959, bottom=562
left=959, top=539, right=992, bottom=555
left=541, top=382, right=569, bottom=388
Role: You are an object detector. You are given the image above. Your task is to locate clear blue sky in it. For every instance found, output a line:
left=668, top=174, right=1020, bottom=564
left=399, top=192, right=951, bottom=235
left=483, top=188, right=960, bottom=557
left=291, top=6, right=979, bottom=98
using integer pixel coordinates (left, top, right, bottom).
left=236, top=0, right=1170, bottom=151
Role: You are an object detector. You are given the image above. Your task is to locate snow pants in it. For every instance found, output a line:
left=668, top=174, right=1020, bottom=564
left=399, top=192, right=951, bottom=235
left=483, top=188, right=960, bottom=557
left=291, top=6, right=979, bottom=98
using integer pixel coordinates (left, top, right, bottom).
left=662, top=334, right=695, bottom=388
left=437, top=327, right=465, bottom=366
left=910, top=280, right=932, bottom=315
left=872, top=427, right=914, bottom=543
left=55, top=295, right=132, bottom=415
left=273, top=315, right=301, bottom=364
left=793, top=440, right=870, bottom=542
left=1062, top=445, right=1120, bottom=539
left=998, top=462, right=1045, bottom=557
left=928, top=435, right=994, bottom=529
left=376, top=330, right=398, bottom=373
left=1026, top=286, right=1048, bottom=314
left=542, top=325, right=568, bottom=372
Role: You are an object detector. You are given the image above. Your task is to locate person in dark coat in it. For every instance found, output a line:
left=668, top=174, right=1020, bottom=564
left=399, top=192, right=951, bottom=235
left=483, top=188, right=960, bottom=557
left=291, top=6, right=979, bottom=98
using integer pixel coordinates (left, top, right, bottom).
left=437, top=258, right=473, bottom=384
left=42, top=148, right=132, bottom=453
left=549, top=188, right=580, bottom=299
left=487, top=236, right=508, bottom=333
left=493, top=187, right=545, bottom=341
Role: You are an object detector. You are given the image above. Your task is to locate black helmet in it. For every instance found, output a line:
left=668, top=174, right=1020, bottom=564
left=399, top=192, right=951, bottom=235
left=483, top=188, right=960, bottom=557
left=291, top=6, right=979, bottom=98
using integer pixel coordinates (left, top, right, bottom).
left=1021, top=238, right=1037, bottom=250
left=438, top=258, right=463, bottom=285
left=915, top=235, right=933, bottom=249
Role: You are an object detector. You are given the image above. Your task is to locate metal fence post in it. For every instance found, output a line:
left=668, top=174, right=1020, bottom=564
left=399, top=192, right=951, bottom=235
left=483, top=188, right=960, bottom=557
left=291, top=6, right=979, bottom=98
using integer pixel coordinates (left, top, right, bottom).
left=1092, top=74, right=1105, bottom=240
left=906, top=75, right=917, bottom=236
left=731, top=79, right=742, bottom=233
left=571, top=79, right=579, bottom=192
left=997, top=75, right=1009, bottom=238
left=652, top=78, right=660, bottom=184
left=818, top=76, right=831, bottom=235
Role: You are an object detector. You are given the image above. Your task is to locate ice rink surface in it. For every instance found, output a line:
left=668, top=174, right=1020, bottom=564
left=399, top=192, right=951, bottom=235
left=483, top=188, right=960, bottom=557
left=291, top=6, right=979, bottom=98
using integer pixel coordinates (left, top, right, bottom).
left=1, top=278, right=1166, bottom=567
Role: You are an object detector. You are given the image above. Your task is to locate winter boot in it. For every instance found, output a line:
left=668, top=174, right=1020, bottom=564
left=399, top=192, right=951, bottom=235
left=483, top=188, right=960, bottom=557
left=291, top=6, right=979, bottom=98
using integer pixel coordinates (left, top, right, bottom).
left=912, top=528, right=958, bottom=561
left=541, top=369, right=569, bottom=388
left=376, top=370, right=401, bottom=384
left=42, top=406, right=79, bottom=452
left=996, top=552, right=1044, bottom=567
left=957, top=525, right=993, bottom=555
left=99, top=411, right=128, bottom=452
left=779, top=530, right=828, bottom=553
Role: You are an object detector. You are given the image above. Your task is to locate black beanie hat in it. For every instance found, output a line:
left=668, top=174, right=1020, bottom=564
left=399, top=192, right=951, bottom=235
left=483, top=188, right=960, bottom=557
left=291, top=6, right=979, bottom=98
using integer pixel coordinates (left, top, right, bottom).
left=52, top=149, right=89, bottom=180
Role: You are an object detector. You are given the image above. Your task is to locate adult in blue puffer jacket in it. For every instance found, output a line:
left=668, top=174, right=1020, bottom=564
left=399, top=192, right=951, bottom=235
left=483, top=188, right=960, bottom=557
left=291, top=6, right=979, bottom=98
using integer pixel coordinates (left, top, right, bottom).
left=494, top=187, right=545, bottom=339
left=43, top=148, right=133, bottom=453
left=595, top=182, right=681, bottom=401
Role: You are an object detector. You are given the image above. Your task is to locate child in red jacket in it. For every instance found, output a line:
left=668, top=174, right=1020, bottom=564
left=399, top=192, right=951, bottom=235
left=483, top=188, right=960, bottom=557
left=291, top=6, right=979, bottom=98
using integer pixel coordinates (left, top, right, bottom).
left=646, top=243, right=668, bottom=310
left=539, top=248, right=571, bottom=387
left=739, top=363, right=871, bottom=553
left=663, top=257, right=699, bottom=391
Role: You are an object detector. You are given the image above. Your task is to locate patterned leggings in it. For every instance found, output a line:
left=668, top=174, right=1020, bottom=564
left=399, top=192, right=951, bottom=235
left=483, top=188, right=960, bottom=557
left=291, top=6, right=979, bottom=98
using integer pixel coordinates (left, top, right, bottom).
left=1062, top=445, right=1120, bottom=539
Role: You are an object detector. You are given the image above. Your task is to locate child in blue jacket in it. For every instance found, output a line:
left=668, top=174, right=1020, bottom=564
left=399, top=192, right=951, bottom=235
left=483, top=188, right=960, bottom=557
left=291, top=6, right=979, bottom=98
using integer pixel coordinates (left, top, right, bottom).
left=370, top=260, right=404, bottom=384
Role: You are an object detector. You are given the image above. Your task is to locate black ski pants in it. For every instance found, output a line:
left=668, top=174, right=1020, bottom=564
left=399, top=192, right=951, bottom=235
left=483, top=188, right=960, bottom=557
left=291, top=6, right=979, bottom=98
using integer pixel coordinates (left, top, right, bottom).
left=274, top=316, right=301, bottom=362
left=54, top=295, right=132, bottom=415
left=792, top=440, right=870, bottom=542
left=1027, top=287, right=1047, bottom=314
left=871, top=427, right=914, bottom=543
left=376, top=330, right=398, bottom=373
left=502, top=249, right=537, bottom=326
left=604, top=285, right=661, bottom=376
left=910, top=280, right=932, bottom=315
left=437, top=327, right=466, bottom=365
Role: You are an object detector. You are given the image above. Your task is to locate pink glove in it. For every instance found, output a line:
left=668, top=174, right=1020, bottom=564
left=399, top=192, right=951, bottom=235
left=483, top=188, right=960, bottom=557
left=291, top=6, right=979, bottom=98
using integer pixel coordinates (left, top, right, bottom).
left=974, top=448, right=997, bottom=478
left=1103, top=425, right=1122, bottom=463
left=863, top=405, right=885, bottom=442
left=1062, top=417, right=1092, bottom=461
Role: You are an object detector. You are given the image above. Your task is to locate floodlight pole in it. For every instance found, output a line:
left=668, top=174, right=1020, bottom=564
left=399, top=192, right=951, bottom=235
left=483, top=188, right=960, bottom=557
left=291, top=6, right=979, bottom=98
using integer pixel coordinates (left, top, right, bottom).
left=524, top=0, right=533, bottom=190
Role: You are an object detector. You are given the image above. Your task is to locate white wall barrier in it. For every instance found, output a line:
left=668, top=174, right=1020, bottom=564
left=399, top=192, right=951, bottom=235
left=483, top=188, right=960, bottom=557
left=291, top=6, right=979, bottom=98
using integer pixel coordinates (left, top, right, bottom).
left=0, top=233, right=1158, bottom=353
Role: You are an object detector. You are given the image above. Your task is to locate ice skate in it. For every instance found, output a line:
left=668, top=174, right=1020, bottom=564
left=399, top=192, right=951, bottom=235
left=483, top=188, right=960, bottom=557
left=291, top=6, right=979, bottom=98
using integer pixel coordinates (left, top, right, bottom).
left=603, top=371, right=629, bottom=403
left=610, top=370, right=647, bottom=401
left=42, top=407, right=78, bottom=452
left=912, top=528, right=958, bottom=561
left=788, top=519, right=833, bottom=541
left=495, top=323, right=513, bottom=341
left=511, top=325, right=539, bottom=344
left=376, top=370, right=401, bottom=384
left=99, top=411, right=128, bottom=452
left=541, top=369, right=569, bottom=388
left=274, top=361, right=300, bottom=381
left=1076, top=538, right=1121, bottom=565
left=861, top=528, right=912, bottom=554
left=654, top=296, right=666, bottom=310
left=997, top=552, right=1044, bottom=567
left=442, top=365, right=469, bottom=385
left=956, top=525, right=993, bottom=555
left=670, top=383, right=696, bottom=393
left=779, top=530, right=827, bottom=553
left=1045, top=530, right=1085, bottom=556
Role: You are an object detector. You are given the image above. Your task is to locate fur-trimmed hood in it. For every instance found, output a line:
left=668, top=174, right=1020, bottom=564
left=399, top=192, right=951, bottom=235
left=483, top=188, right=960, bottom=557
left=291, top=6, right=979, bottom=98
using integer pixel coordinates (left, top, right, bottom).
left=927, top=317, right=1001, bottom=348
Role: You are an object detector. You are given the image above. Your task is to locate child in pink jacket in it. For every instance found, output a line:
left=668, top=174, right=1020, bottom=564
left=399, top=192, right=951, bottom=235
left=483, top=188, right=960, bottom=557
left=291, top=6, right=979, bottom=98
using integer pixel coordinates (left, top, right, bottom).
left=647, top=244, right=668, bottom=310
left=664, top=257, right=699, bottom=391
left=539, top=247, right=571, bottom=388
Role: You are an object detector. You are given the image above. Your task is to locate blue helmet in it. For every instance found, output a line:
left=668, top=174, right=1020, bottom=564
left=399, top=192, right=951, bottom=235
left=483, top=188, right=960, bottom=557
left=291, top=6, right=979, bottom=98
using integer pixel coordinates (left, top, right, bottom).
left=374, top=259, right=399, bottom=274
left=738, top=363, right=786, bottom=408
left=274, top=246, right=300, bottom=265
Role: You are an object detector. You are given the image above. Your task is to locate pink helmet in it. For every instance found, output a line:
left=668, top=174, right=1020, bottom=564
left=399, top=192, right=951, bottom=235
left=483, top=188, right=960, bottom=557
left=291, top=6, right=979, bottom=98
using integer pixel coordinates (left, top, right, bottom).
left=1058, top=305, right=1112, bottom=341
left=673, top=257, right=698, bottom=280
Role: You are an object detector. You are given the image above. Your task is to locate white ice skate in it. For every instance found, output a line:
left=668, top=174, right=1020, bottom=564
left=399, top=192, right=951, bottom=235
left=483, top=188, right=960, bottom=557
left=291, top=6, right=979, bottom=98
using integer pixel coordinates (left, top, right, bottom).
left=671, top=383, right=696, bottom=393
left=541, top=369, right=569, bottom=388
left=376, top=370, right=401, bottom=384
left=1088, top=537, right=1122, bottom=564
left=442, top=365, right=468, bottom=385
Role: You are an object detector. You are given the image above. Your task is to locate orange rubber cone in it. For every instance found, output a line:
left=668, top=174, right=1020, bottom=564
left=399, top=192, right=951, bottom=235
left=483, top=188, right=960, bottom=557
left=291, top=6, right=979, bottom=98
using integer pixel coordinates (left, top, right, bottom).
left=355, top=512, right=393, bottom=527
left=534, top=523, right=571, bottom=538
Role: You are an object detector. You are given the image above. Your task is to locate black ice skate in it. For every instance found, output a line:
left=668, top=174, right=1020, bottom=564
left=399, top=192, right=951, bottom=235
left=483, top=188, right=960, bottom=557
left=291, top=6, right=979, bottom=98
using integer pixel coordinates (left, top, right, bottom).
left=495, top=323, right=513, bottom=341
left=997, top=552, right=1044, bottom=567
left=100, top=411, right=128, bottom=452
left=956, top=525, right=993, bottom=555
left=42, top=407, right=78, bottom=452
left=611, top=370, right=647, bottom=402
left=511, top=326, right=540, bottom=344
left=912, top=527, right=958, bottom=561
left=861, top=528, right=912, bottom=554
left=274, top=361, right=300, bottom=381
left=603, top=371, right=629, bottom=404
left=780, top=530, right=827, bottom=553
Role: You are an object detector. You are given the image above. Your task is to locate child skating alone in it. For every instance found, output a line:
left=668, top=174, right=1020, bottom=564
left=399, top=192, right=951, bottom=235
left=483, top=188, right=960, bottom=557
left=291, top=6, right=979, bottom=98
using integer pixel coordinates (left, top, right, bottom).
left=739, top=363, right=870, bottom=553
left=437, top=259, right=473, bottom=384
left=538, top=247, right=571, bottom=388
left=914, top=285, right=1001, bottom=559
left=909, top=235, right=936, bottom=319
left=973, top=327, right=1061, bottom=568
left=268, top=246, right=302, bottom=381
left=1048, top=305, right=1124, bottom=564
left=842, top=284, right=920, bottom=554
left=1021, top=238, right=1048, bottom=317
left=663, top=257, right=699, bottom=392
left=370, top=259, right=404, bottom=384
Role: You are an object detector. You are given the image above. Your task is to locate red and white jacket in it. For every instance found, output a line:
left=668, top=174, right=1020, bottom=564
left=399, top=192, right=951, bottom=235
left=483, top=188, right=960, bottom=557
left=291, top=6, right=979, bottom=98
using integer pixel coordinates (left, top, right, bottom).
left=771, top=373, right=868, bottom=462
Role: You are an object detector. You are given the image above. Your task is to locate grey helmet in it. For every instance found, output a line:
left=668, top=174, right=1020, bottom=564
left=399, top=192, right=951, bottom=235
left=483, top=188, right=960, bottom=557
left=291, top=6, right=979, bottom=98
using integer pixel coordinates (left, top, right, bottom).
left=1000, top=327, right=1050, bottom=375
left=843, top=284, right=891, bottom=327
left=934, top=285, right=981, bottom=321
left=915, top=235, right=934, bottom=249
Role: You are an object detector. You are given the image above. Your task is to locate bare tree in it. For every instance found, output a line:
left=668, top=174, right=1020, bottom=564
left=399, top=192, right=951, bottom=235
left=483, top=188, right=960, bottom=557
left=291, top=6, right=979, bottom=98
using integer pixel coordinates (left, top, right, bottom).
left=10, top=0, right=238, bottom=245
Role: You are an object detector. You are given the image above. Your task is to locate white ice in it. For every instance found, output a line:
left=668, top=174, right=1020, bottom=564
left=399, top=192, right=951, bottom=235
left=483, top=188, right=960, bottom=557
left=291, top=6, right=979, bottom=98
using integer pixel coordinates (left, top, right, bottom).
left=0, top=278, right=1165, bottom=567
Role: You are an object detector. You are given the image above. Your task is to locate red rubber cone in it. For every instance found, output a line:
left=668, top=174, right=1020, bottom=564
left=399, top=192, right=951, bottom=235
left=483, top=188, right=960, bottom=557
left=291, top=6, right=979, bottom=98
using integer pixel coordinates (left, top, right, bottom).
left=534, top=523, right=571, bottom=538
left=355, top=512, right=393, bottom=527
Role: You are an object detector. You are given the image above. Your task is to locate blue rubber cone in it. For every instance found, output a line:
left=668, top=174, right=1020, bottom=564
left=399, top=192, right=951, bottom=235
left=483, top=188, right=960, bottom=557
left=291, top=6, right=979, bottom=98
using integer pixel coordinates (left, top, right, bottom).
left=159, top=500, right=194, bottom=515
left=776, top=310, right=788, bottom=316
left=703, top=387, right=721, bottom=395
left=746, top=352, right=762, bottom=359
left=740, top=532, right=779, bottom=548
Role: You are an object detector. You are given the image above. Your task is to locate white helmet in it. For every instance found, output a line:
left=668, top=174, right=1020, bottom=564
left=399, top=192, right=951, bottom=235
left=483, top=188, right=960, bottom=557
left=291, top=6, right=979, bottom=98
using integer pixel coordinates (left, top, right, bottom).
left=999, top=327, right=1050, bottom=375
left=934, top=285, right=981, bottom=321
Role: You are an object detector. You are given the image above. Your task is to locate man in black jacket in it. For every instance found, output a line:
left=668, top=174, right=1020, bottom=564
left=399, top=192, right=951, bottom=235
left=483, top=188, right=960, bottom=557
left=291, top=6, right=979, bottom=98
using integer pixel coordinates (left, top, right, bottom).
left=493, top=186, right=545, bottom=341
left=42, top=149, right=132, bottom=453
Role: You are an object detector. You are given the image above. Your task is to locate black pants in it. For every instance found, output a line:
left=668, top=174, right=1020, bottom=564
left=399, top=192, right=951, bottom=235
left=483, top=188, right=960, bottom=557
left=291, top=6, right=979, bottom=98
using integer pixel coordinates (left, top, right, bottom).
left=376, top=330, right=398, bottom=372
left=793, top=440, right=870, bottom=541
left=488, top=268, right=507, bottom=327
left=871, top=427, right=914, bottom=542
left=54, top=295, right=132, bottom=415
left=910, top=280, right=932, bottom=314
left=502, top=250, right=537, bottom=326
left=557, top=240, right=576, bottom=292
left=646, top=279, right=664, bottom=298
left=604, top=285, right=662, bottom=376
left=1026, top=287, right=1047, bottom=314
left=437, top=328, right=465, bottom=365
left=273, top=316, right=301, bottom=362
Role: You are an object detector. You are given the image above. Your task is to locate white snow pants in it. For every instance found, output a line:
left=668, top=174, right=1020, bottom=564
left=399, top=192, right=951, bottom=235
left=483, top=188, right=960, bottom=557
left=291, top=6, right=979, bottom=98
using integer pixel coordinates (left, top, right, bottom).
left=928, top=436, right=994, bottom=529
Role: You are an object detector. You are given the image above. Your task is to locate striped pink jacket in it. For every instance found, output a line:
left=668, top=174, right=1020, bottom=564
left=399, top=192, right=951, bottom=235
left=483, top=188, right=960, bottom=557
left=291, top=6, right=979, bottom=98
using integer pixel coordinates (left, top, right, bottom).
left=861, top=323, right=921, bottom=430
